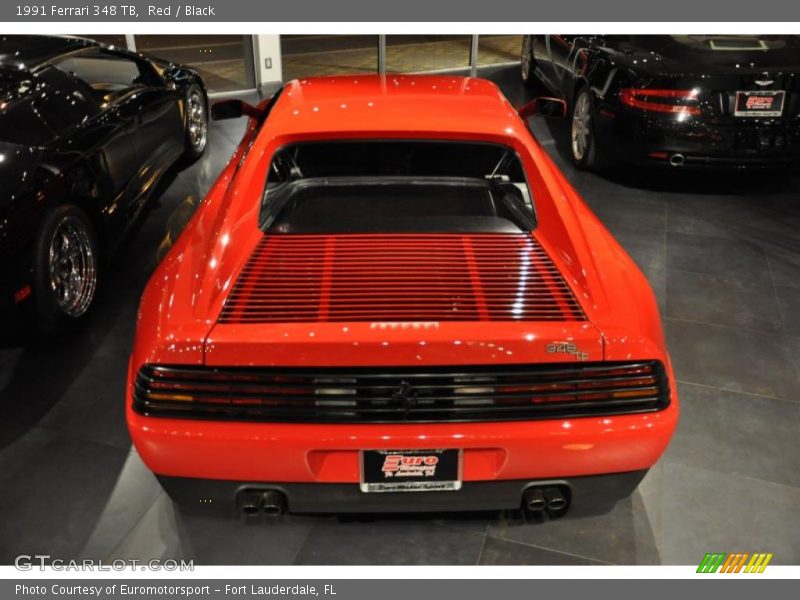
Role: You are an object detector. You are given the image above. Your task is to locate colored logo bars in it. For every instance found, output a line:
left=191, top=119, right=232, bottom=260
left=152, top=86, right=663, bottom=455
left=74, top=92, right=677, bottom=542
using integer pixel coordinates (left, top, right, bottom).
left=697, top=553, right=773, bottom=573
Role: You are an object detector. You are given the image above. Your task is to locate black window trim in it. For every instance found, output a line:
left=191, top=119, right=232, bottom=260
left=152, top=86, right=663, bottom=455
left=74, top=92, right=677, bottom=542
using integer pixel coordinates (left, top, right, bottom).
left=50, top=46, right=164, bottom=104
left=257, top=137, right=539, bottom=234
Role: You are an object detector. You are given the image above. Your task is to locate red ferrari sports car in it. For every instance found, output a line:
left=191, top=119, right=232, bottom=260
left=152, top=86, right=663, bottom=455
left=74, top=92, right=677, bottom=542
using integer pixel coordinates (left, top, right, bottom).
left=127, top=75, right=678, bottom=517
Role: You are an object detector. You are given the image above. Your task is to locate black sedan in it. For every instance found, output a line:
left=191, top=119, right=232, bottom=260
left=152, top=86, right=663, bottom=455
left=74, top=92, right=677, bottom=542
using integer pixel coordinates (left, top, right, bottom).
left=521, top=35, right=800, bottom=170
left=0, top=35, right=207, bottom=332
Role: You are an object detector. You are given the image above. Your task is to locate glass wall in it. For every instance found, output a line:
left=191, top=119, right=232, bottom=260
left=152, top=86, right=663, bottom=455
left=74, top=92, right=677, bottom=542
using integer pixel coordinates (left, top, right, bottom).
left=76, top=34, right=127, bottom=48
left=477, top=35, right=523, bottom=66
left=70, top=35, right=525, bottom=93
left=133, top=35, right=255, bottom=92
left=386, top=35, right=472, bottom=73
left=280, top=35, right=379, bottom=81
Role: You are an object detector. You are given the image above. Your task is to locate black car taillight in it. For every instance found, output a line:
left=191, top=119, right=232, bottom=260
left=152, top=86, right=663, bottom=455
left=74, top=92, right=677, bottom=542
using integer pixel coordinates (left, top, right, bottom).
left=620, top=88, right=701, bottom=116
left=132, top=361, right=670, bottom=423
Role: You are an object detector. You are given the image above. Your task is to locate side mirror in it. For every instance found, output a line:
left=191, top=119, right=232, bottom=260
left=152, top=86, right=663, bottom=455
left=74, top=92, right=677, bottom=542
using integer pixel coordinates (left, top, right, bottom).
left=211, top=99, right=262, bottom=121
left=517, top=97, right=568, bottom=120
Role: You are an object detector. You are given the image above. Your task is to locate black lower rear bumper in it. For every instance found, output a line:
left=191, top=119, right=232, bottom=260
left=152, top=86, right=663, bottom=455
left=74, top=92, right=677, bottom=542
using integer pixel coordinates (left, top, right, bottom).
left=157, top=469, right=649, bottom=516
left=630, top=150, right=800, bottom=169
left=596, top=109, right=800, bottom=169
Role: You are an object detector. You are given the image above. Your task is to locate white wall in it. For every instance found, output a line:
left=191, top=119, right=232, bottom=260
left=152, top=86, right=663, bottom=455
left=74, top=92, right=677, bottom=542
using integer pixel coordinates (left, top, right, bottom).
left=253, top=34, right=283, bottom=87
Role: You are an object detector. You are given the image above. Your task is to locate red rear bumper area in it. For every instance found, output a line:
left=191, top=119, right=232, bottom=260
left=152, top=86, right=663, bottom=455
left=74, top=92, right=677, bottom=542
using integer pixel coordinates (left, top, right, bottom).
left=156, top=470, right=650, bottom=514
left=128, top=403, right=677, bottom=485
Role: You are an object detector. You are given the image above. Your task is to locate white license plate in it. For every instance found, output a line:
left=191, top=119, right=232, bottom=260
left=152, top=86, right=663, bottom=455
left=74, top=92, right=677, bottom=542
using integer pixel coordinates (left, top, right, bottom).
left=734, top=90, right=785, bottom=117
left=359, top=449, right=462, bottom=493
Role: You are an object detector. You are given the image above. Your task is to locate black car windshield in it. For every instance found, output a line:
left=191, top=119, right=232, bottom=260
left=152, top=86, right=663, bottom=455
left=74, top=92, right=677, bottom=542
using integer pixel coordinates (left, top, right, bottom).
left=261, top=140, right=536, bottom=234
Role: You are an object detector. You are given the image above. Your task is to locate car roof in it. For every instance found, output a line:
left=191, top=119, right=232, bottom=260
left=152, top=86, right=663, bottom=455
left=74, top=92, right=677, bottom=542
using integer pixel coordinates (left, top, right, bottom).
left=0, top=35, right=97, bottom=71
left=267, top=75, right=525, bottom=139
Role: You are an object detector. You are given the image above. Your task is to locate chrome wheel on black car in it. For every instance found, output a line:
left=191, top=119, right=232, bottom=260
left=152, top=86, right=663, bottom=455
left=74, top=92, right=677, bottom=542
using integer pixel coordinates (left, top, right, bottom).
left=570, top=88, right=603, bottom=170
left=184, top=85, right=208, bottom=159
left=571, top=92, right=592, bottom=161
left=34, top=205, right=99, bottom=331
left=48, top=217, right=97, bottom=318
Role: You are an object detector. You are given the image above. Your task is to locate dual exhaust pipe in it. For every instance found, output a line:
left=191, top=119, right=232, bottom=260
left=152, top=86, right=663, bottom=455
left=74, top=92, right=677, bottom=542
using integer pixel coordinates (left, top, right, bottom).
left=238, top=486, right=566, bottom=517
left=239, top=489, right=286, bottom=517
left=522, top=486, right=568, bottom=514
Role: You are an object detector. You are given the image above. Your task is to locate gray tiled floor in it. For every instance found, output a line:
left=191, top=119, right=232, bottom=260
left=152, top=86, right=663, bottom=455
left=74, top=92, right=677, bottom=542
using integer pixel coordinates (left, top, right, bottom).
left=1, top=65, right=799, bottom=566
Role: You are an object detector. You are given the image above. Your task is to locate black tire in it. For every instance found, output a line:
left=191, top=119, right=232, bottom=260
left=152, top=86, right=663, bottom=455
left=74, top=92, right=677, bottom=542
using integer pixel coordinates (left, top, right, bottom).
left=32, top=205, right=99, bottom=333
left=569, top=87, right=604, bottom=171
left=521, top=36, right=536, bottom=86
left=183, top=83, right=208, bottom=160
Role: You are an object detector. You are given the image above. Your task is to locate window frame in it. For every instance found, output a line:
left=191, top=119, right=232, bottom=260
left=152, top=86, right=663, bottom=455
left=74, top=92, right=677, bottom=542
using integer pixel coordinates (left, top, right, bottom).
left=258, top=138, right=539, bottom=234
left=51, top=47, right=165, bottom=106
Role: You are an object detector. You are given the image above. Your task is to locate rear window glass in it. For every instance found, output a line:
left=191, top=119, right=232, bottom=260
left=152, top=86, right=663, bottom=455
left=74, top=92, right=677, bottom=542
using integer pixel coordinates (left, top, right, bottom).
left=261, top=140, right=536, bottom=234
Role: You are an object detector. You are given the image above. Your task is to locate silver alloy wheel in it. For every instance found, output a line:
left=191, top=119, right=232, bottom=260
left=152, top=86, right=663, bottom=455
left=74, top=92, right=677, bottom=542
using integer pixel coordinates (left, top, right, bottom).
left=186, top=90, right=207, bottom=153
left=48, top=217, right=97, bottom=318
left=521, top=37, right=532, bottom=80
left=571, top=92, right=592, bottom=161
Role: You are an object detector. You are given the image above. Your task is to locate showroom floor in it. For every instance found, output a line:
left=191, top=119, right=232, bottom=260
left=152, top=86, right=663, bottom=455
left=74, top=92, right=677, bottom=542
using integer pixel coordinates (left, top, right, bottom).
left=0, top=65, right=798, bottom=566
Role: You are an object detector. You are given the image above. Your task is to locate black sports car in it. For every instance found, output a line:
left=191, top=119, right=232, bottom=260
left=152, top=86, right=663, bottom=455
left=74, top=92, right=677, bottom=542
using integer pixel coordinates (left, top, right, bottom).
left=0, top=35, right=207, bottom=332
left=521, top=35, right=800, bottom=170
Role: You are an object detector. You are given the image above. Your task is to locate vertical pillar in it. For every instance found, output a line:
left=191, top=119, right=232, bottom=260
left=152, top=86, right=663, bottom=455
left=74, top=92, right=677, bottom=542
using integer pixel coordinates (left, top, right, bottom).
left=253, top=34, right=283, bottom=87
left=470, top=35, right=479, bottom=77
left=378, top=35, right=387, bottom=74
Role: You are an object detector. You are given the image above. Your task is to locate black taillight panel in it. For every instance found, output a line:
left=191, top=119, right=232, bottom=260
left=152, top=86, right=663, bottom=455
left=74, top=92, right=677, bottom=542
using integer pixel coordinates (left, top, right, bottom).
left=133, top=361, right=670, bottom=423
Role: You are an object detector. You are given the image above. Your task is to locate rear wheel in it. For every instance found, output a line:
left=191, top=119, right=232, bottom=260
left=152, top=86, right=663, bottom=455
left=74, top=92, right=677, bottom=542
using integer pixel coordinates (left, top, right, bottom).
left=33, top=205, right=99, bottom=332
left=570, top=88, right=603, bottom=170
left=183, top=84, right=208, bottom=159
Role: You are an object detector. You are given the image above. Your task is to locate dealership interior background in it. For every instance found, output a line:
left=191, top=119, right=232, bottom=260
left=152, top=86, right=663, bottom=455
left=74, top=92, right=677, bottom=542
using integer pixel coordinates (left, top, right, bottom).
left=0, top=34, right=798, bottom=566
left=80, top=35, right=523, bottom=92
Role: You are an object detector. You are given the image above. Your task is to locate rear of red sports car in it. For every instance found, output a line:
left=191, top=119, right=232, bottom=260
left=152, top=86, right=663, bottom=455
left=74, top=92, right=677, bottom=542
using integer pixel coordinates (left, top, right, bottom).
left=127, top=75, right=678, bottom=517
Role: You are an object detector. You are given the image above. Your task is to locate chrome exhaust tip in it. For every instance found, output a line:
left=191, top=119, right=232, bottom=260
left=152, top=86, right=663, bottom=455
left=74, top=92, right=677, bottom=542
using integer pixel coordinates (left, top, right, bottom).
left=522, top=487, right=547, bottom=512
left=238, top=491, right=262, bottom=517
left=259, top=490, right=286, bottom=516
left=543, top=487, right=568, bottom=511
left=669, top=153, right=686, bottom=167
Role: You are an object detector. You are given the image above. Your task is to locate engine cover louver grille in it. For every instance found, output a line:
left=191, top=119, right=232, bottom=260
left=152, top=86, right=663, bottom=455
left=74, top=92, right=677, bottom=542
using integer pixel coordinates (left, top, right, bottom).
left=219, top=234, right=585, bottom=324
